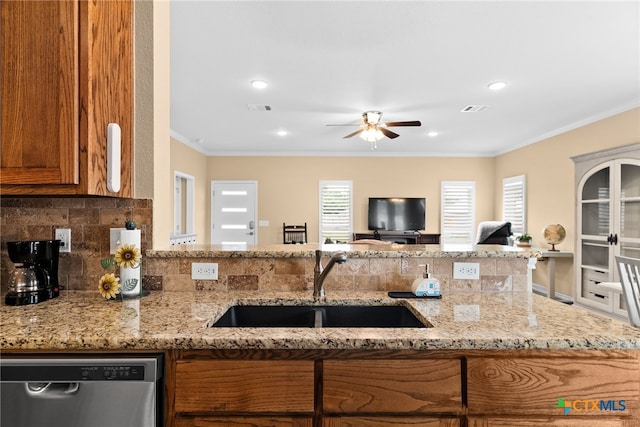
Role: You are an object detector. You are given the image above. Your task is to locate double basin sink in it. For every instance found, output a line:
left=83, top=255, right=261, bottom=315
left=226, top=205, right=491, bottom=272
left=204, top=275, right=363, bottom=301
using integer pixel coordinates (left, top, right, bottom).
left=211, top=304, right=429, bottom=328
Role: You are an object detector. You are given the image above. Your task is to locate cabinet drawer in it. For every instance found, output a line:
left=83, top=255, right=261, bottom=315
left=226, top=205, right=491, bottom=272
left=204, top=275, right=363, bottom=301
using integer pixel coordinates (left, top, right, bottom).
left=323, top=359, right=462, bottom=414
left=175, top=360, right=315, bottom=413
left=467, top=357, right=640, bottom=416
left=323, top=416, right=459, bottom=426
left=175, top=416, right=313, bottom=427
left=468, top=415, right=637, bottom=426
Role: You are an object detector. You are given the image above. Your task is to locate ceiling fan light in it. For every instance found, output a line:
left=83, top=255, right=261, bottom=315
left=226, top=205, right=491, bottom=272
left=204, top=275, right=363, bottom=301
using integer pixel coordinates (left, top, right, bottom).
left=427, top=131, right=438, bottom=137
left=363, top=111, right=382, bottom=125
left=359, top=127, right=384, bottom=143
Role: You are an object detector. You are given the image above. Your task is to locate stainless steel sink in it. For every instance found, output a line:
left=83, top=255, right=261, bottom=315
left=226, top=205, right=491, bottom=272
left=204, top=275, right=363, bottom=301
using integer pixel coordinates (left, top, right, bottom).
left=210, top=304, right=429, bottom=328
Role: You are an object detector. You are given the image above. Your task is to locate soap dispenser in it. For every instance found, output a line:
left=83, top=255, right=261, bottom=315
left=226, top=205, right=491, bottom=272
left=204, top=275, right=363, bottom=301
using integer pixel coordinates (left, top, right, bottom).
left=411, top=264, right=441, bottom=297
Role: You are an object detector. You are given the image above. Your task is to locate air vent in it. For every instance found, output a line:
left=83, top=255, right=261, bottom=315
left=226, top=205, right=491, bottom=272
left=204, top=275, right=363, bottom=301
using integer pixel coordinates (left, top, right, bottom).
left=247, top=104, right=272, bottom=111
left=461, top=105, right=488, bottom=112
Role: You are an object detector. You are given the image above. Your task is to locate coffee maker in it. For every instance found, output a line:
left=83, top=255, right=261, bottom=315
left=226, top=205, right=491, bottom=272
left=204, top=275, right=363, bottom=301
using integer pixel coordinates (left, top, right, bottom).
left=5, top=240, right=60, bottom=306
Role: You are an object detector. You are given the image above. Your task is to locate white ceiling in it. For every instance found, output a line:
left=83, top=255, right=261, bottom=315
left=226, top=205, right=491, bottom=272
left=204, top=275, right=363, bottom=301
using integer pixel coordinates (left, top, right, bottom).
left=170, top=1, right=640, bottom=157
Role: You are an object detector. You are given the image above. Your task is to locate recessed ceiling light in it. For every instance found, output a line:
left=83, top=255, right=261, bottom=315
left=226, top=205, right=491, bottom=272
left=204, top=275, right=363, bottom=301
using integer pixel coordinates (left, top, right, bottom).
left=251, top=80, right=268, bottom=89
left=276, top=130, right=288, bottom=136
left=427, top=131, right=438, bottom=137
left=488, top=81, right=507, bottom=91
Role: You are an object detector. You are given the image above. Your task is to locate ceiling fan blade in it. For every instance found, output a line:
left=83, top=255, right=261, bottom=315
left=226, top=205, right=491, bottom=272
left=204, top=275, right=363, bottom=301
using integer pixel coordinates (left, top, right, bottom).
left=326, top=124, right=361, bottom=126
left=379, top=127, right=400, bottom=139
left=343, top=129, right=364, bottom=139
left=384, top=120, right=422, bottom=127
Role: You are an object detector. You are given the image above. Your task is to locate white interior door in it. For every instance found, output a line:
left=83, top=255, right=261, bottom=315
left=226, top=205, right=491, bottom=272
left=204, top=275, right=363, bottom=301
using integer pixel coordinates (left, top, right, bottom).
left=211, top=181, right=257, bottom=245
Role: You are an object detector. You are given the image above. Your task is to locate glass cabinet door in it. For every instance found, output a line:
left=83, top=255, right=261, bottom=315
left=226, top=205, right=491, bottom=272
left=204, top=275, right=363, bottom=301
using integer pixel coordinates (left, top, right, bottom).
left=619, top=163, right=640, bottom=257
left=578, top=164, right=614, bottom=310
left=581, top=167, right=611, bottom=237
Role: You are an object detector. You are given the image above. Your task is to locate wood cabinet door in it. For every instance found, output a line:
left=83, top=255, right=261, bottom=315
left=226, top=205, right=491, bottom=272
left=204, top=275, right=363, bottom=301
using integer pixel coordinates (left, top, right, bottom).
left=175, top=360, right=315, bottom=414
left=467, top=356, right=640, bottom=417
left=1, top=0, right=79, bottom=185
left=1, top=0, right=133, bottom=196
left=323, top=359, right=462, bottom=414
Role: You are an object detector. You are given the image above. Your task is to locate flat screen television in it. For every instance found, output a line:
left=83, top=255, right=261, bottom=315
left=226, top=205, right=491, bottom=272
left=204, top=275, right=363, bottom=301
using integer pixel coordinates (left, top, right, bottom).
left=368, top=197, right=426, bottom=232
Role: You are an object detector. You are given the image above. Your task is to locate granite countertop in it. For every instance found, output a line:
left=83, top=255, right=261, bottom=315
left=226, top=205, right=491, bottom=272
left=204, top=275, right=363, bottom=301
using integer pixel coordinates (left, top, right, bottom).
left=147, top=243, right=542, bottom=259
left=2, top=290, right=639, bottom=351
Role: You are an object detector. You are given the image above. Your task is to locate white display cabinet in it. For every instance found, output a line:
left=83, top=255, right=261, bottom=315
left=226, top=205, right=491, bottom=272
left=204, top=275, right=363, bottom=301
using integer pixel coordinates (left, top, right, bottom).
left=573, top=144, right=640, bottom=318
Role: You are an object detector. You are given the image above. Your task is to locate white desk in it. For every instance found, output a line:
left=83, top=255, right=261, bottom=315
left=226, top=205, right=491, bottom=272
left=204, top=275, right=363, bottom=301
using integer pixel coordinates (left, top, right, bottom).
left=538, top=249, right=573, bottom=299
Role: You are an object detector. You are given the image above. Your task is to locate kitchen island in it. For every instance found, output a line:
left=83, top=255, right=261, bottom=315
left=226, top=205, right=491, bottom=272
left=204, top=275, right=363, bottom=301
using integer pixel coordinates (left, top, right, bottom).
left=3, top=244, right=640, bottom=426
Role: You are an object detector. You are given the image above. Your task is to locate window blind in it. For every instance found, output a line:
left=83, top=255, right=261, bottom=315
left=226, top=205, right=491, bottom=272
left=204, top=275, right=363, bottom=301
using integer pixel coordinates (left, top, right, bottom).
left=441, top=181, right=476, bottom=244
left=319, top=181, right=353, bottom=243
left=502, top=175, right=526, bottom=235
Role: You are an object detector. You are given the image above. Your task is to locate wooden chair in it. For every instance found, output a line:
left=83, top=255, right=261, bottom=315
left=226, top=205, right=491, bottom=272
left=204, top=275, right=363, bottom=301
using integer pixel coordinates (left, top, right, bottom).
left=283, top=223, right=307, bottom=244
left=615, top=255, right=640, bottom=327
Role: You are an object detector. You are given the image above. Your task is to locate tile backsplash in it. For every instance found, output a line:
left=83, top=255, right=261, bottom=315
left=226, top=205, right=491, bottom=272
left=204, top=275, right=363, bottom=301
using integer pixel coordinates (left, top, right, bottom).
left=1, top=197, right=153, bottom=294
left=144, top=254, right=529, bottom=294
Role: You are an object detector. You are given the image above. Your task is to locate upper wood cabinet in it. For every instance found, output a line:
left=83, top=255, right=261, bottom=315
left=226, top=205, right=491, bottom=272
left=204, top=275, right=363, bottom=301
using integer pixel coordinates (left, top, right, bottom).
left=0, top=0, right=133, bottom=197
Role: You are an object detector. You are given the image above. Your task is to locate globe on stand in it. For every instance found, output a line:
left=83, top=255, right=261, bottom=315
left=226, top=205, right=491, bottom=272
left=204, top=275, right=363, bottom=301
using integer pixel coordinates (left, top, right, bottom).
left=543, top=224, right=566, bottom=251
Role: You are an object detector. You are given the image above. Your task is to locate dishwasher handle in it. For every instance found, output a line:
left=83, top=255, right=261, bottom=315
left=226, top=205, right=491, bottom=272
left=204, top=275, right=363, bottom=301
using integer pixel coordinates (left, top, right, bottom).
left=26, top=382, right=80, bottom=397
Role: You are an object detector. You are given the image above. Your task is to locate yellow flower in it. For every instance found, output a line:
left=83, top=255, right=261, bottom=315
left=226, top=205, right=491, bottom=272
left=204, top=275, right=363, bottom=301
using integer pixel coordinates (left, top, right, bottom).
left=114, top=244, right=141, bottom=269
left=98, top=273, right=121, bottom=299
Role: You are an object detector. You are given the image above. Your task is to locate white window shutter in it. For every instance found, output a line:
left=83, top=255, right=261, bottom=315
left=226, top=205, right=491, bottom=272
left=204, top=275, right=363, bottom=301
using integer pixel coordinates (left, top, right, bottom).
left=502, top=175, right=526, bottom=235
left=441, top=181, right=476, bottom=244
left=319, top=181, right=353, bottom=243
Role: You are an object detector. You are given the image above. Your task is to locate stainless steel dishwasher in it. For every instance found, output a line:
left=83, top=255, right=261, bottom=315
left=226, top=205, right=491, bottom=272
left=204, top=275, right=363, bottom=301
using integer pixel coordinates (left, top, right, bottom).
left=0, top=356, right=163, bottom=427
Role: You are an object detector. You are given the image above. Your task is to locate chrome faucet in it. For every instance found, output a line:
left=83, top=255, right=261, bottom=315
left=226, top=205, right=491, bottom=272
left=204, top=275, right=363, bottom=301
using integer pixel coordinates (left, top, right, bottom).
left=313, top=249, right=347, bottom=300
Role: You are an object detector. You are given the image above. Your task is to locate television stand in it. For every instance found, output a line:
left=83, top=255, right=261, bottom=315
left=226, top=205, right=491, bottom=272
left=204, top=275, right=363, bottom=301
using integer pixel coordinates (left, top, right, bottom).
left=353, top=232, right=440, bottom=244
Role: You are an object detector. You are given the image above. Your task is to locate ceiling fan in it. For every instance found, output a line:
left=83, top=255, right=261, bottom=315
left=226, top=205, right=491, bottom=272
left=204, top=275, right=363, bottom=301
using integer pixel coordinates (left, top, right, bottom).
left=327, top=111, right=421, bottom=148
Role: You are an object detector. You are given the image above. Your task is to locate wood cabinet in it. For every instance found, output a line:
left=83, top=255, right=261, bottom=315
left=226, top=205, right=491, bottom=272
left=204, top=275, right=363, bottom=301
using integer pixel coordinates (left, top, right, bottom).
left=175, top=360, right=315, bottom=414
left=170, top=350, right=639, bottom=427
left=353, top=233, right=441, bottom=244
left=323, top=359, right=461, bottom=414
left=0, top=0, right=133, bottom=197
left=467, top=353, right=640, bottom=424
left=572, top=144, right=640, bottom=318
left=171, top=352, right=462, bottom=427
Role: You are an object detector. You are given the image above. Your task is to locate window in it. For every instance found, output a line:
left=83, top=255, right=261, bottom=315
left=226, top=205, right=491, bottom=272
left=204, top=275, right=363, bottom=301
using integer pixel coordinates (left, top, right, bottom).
left=173, top=171, right=195, bottom=243
left=319, top=181, right=353, bottom=243
left=502, top=175, right=526, bottom=235
left=441, top=181, right=476, bottom=244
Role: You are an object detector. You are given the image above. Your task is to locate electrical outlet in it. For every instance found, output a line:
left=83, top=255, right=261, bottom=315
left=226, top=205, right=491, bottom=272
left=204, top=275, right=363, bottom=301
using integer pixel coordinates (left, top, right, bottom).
left=453, top=262, right=479, bottom=280
left=191, top=262, right=218, bottom=280
left=55, top=228, right=71, bottom=253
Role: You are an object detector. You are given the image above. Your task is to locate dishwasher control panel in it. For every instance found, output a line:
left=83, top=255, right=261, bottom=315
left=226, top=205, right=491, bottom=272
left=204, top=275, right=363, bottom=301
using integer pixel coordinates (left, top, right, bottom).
left=80, top=365, right=146, bottom=381
left=1, top=363, right=147, bottom=382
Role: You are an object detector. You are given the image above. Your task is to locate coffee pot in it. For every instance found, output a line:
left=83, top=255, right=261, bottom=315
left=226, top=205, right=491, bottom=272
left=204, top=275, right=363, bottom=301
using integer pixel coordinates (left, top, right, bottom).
left=5, top=240, right=60, bottom=306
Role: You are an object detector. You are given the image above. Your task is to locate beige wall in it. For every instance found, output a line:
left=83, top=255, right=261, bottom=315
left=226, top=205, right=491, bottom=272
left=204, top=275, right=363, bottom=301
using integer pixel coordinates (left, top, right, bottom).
left=494, top=107, right=640, bottom=296
left=170, top=137, right=210, bottom=244
left=207, top=156, right=496, bottom=244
